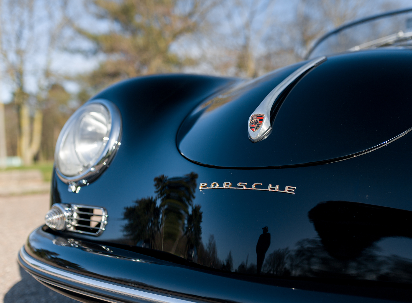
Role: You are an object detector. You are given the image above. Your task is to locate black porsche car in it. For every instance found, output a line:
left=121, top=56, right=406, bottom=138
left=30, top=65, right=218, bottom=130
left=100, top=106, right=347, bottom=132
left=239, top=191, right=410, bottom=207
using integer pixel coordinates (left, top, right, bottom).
left=19, top=8, right=412, bottom=302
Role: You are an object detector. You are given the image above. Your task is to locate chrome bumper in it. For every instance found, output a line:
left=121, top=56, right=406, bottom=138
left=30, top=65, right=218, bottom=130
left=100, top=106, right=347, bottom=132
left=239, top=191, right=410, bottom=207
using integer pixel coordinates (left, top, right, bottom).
left=19, top=226, right=377, bottom=302
left=19, top=246, right=190, bottom=303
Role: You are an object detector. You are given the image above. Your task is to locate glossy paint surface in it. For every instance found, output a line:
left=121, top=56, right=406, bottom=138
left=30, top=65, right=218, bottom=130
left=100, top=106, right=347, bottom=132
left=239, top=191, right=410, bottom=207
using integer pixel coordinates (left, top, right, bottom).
left=25, top=228, right=381, bottom=302
left=41, top=50, right=412, bottom=301
left=178, top=50, right=412, bottom=167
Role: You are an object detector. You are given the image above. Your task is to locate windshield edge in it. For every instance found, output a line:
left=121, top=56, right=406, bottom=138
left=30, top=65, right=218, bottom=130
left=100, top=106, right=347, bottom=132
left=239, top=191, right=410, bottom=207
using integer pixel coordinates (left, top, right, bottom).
left=305, top=7, right=412, bottom=59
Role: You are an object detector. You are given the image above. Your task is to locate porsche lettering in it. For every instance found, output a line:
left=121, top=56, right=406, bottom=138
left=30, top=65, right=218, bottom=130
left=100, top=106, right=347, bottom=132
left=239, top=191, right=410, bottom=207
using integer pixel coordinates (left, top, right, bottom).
left=199, top=182, right=296, bottom=194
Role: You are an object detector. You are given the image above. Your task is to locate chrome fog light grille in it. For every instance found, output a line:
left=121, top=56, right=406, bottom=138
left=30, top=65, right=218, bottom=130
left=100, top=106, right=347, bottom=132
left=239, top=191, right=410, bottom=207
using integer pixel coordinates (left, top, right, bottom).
left=67, top=205, right=108, bottom=236
left=46, top=204, right=108, bottom=236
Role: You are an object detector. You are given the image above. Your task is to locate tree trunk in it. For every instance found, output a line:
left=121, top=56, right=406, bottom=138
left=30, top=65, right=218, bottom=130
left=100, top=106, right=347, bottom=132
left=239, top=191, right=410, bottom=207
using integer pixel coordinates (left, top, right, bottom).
left=30, top=109, right=43, bottom=162
left=170, top=233, right=183, bottom=255
left=0, top=102, right=6, bottom=168
left=19, top=104, right=43, bottom=166
left=19, top=104, right=31, bottom=165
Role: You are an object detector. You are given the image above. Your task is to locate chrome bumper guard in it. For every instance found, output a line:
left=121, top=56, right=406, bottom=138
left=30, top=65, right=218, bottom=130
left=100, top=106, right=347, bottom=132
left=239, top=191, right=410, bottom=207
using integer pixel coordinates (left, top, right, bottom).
left=19, top=246, right=192, bottom=303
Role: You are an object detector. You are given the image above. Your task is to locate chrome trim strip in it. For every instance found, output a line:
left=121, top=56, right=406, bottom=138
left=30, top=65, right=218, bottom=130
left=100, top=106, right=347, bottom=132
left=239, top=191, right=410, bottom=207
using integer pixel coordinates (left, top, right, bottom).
left=348, top=31, right=412, bottom=51
left=248, top=56, right=326, bottom=142
left=305, top=7, right=412, bottom=59
left=69, top=223, right=102, bottom=229
left=66, top=217, right=102, bottom=223
left=32, top=275, right=118, bottom=302
left=71, top=211, right=101, bottom=216
left=20, top=247, right=193, bottom=303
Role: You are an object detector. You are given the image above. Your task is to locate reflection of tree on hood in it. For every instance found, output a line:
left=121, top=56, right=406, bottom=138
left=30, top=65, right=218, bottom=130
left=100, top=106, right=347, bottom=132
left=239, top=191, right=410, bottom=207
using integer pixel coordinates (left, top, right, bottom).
left=202, top=234, right=221, bottom=269
left=123, top=197, right=161, bottom=249
left=292, top=238, right=383, bottom=279
left=223, top=250, right=233, bottom=272
left=185, top=204, right=203, bottom=254
left=122, top=172, right=202, bottom=255
left=155, top=172, right=198, bottom=249
left=263, top=248, right=290, bottom=276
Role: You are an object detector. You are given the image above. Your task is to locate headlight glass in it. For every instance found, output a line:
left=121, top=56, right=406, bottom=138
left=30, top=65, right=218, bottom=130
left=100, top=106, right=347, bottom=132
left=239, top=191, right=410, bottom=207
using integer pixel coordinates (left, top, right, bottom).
left=55, top=100, right=121, bottom=184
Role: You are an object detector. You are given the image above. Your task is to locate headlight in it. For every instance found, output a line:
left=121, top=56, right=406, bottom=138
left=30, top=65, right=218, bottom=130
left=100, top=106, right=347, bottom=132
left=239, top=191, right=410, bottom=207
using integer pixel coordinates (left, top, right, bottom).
left=55, top=99, right=121, bottom=188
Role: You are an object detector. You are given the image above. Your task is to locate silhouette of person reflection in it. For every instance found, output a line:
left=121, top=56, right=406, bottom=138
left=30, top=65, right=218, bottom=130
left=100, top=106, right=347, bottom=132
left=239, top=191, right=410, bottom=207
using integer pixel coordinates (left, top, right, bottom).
left=256, top=226, right=271, bottom=274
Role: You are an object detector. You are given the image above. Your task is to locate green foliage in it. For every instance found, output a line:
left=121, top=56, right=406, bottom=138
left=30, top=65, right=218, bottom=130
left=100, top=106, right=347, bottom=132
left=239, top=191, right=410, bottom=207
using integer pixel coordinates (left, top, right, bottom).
left=41, top=84, right=73, bottom=161
left=0, top=161, right=54, bottom=182
left=75, top=0, right=213, bottom=93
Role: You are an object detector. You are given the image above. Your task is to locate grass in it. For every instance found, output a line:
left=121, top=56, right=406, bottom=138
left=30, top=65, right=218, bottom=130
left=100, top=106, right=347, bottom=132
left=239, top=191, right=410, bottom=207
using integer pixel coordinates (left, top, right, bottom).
left=0, top=161, right=54, bottom=182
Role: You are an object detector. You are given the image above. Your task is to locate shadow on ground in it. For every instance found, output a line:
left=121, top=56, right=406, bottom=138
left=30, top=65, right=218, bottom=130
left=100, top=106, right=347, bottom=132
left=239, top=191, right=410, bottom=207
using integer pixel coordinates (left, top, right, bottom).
left=4, top=266, right=78, bottom=303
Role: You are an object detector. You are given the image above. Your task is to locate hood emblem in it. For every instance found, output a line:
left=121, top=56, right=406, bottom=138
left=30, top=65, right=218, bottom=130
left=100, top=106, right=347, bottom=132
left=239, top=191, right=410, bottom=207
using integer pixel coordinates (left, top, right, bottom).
left=199, top=182, right=296, bottom=195
left=249, top=114, right=264, bottom=132
left=248, top=56, right=326, bottom=143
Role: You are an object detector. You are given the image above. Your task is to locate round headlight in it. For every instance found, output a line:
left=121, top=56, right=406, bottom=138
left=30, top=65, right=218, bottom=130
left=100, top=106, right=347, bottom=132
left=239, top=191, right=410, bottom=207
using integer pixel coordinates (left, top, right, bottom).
left=55, top=99, right=121, bottom=185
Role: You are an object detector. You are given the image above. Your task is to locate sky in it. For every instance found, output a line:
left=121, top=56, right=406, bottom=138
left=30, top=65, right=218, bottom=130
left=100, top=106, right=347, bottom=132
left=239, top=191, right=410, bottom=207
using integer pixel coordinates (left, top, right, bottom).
left=0, top=0, right=411, bottom=104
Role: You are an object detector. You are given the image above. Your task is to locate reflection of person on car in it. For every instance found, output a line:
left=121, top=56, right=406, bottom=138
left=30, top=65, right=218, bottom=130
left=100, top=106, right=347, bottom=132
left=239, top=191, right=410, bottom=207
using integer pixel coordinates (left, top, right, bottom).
left=256, top=226, right=271, bottom=274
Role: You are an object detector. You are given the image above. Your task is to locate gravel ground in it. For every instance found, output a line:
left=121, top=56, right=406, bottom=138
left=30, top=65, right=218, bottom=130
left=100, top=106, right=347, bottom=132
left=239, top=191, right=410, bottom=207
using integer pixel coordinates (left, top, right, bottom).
left=0, top=170, right=50, bottom=196
left=0, top=193, right=77, bottom=302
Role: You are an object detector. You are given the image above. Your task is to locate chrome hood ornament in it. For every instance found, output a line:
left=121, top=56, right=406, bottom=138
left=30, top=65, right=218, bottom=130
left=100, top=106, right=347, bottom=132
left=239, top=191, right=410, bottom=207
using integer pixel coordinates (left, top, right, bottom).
left=248, top=56, right=326, bottom=142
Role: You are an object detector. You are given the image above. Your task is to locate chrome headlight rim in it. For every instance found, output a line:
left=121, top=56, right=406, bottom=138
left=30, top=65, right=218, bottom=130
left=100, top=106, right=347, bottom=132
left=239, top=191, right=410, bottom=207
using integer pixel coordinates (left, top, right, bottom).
left=55, top=99, right=122, bottom=185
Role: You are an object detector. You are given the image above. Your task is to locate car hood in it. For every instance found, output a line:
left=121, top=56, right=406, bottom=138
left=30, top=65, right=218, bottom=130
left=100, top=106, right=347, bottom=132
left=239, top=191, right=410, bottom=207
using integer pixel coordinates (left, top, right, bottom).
left=177, top=49, right=412, bottom=167
left=46, top=50, right=412, bottom=299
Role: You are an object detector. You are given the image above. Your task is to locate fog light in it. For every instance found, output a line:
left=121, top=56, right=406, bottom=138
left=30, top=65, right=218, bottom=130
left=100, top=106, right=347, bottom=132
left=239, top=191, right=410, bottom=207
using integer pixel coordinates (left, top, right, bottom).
left=45, top=204, right=70, bottom=230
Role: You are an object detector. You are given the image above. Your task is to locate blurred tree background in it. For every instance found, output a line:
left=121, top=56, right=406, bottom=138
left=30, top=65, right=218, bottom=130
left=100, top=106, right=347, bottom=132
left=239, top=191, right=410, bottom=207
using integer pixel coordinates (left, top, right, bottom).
left=0, top=0, right=408, bottom=165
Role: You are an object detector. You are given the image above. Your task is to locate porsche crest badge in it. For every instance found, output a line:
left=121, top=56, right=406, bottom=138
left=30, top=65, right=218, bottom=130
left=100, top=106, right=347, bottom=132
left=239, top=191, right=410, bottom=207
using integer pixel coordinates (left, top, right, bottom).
left=249, top=114, right=264, bottom=132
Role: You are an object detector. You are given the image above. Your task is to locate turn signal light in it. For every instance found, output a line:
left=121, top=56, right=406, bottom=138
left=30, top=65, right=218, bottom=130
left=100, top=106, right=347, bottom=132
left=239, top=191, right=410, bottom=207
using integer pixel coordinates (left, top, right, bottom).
left=45, top=204, right=68, bottom=230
